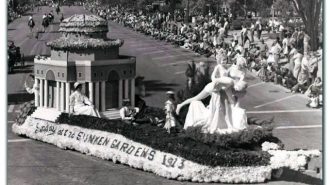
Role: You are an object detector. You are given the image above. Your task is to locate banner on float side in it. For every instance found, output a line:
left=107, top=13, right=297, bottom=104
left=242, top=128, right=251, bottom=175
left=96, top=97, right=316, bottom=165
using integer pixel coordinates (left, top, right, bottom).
left=12, top=116, right=273, bottom=183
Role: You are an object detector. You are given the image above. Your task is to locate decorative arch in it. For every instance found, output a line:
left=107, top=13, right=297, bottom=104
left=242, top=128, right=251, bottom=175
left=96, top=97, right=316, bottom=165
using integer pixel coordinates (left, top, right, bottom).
left=45, top=70, right=57, bottom=108
left=46, top=70, right=56, bottom=81
left=108, top=70, right=120, bottom=81
left=106, top=70, right=120, bottom=109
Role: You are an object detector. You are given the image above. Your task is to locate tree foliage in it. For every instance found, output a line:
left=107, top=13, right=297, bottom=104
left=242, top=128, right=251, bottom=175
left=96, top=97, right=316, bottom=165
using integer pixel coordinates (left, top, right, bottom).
left=229, top=0, right=273, bottom=17
left=290, top=0, right=322, bottom=50
left=273, top=0, right=295, bottom=24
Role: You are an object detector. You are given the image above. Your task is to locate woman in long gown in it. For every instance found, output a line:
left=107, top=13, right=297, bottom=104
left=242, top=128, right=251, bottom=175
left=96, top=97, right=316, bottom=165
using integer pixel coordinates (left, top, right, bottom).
left=176, top=57, right=248, bottom=134
left=69, top=82, right=101, bottom=118
left=227, top=60, right=249, bottom=130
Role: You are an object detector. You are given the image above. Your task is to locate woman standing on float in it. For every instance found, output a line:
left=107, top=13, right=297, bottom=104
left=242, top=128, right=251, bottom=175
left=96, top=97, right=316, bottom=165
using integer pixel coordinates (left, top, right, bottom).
left=226, top=51, right=249, bottom=130
left=176, top=53, right=248, bottom=134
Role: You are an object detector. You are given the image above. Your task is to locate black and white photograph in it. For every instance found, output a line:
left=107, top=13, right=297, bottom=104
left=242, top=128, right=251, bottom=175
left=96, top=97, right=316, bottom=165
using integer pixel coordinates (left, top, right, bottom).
left=5, top=0, right=325, bottom=184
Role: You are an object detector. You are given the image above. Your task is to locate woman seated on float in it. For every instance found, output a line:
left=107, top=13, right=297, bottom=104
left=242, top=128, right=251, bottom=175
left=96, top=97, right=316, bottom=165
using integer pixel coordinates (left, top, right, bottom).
left=69, top=82, right=101, bottom=118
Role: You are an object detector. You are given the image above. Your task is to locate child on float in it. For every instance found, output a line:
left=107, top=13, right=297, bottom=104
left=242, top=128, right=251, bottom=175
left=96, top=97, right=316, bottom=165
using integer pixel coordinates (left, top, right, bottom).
left=163, top=91, right=179, bottom=133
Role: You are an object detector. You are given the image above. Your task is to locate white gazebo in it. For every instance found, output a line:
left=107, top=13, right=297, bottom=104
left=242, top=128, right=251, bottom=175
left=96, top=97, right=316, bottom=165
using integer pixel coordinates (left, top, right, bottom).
left=33, top=14, right=136, bottom=119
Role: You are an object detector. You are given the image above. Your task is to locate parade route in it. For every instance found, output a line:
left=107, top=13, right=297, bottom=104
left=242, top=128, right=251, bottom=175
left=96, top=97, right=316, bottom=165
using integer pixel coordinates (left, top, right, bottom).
left=7, top=6, right=322, bottom=185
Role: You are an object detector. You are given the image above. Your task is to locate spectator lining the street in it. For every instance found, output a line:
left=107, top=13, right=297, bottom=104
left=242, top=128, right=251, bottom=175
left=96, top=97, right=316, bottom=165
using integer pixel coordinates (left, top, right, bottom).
left=84, top=3, right=322, bottom=99
left=305, top=77, right=322, bottom=108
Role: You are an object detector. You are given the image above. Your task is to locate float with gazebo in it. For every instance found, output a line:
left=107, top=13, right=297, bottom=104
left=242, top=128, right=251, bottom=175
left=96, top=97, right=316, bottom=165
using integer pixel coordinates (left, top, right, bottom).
left=33, top=14, right=136, bottom=119
left=12, top=14, right=321, bottom=183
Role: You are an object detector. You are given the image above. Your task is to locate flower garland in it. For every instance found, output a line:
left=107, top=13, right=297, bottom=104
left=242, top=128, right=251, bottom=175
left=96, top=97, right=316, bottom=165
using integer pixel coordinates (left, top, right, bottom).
left=12, top=117, right=273, bottom=183
left=61, top=14, right=108, bottom=27
left=56, top=113, right=271, bottom=167
left=12, top=117, right=321, bottom=183
left=47, top=37, right=124, bottom=50
left=59, top=14, right=109, bottom=33
left=185, top=126, right=283, bottom=150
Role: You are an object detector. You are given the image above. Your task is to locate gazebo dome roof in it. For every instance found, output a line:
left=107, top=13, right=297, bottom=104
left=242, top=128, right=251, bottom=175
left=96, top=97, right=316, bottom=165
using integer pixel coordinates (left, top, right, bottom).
left=59, top=14, right=108, bottom=33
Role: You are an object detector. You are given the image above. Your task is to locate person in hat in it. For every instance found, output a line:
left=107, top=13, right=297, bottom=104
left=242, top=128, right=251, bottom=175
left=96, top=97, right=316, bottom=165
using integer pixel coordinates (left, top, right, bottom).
left=69, top=82, right=101, bottom=117
left=28, top=16, right=35, bottom=33
left=164, top=91, right=177, bottom=133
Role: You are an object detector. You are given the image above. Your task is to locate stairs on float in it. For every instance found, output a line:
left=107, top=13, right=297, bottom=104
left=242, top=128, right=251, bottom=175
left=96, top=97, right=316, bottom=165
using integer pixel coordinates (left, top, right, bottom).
left=101, top=109, right=121, bottom=120
left=30, top=107, right=62, bottom=122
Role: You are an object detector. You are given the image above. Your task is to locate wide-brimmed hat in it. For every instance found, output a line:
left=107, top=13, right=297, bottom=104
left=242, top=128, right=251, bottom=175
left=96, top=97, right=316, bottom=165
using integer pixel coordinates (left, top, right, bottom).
left=74, top=82, right=82, bottom=90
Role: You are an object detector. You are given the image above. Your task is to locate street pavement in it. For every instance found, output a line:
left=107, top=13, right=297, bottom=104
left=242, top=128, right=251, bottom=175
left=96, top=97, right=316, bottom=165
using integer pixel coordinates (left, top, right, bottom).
left=7, top=6, right=322, bottom=185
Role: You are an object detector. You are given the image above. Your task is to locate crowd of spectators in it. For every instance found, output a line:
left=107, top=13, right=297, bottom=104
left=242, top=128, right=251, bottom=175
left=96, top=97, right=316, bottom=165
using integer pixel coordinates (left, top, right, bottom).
left=83, top=3, right=322, bottom=108
left=8, top=4, right=33, bottom=23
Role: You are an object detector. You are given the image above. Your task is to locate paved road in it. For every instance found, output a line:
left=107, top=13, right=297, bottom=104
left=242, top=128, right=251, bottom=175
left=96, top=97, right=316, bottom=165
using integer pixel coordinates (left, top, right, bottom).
left=7, top=6, right=322, bottom=185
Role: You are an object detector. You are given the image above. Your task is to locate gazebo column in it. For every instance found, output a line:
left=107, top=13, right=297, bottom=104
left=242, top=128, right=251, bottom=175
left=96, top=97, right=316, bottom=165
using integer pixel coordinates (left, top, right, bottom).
left=82, top=83, right=87, bottom=95
left=60, top=82, right=65, bottom=112
left=40, top=79, right=44, bottom=107
left=34, top=78, right=40, bottom=107
left=56, top=81, right=60, bottom=111
left=101, top=81, right=106, bottom=111
left=130, top=78, right=135, bottom=107
left=95, top=82, right=100, bottom=110
left=44, top=79, right=48, bottom=108
left=118, top=79, right=123, bottom=108
left=89, top=82, right=94, bottom=104
left=65, top=82, right=70, bottom=112
left=124, top=79, right=129, bottom=99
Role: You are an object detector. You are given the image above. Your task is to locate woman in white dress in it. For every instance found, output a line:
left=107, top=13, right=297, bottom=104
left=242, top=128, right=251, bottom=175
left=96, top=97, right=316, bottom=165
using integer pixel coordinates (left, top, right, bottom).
left=69, top=82, right=101, bottom=117
left=176, top=58, right=248, bottom=134
left=226, top=60, right=249, bottom=130
left=282, top=34, right=289, bottom=60
left=291, top=49, right=303, bottom=79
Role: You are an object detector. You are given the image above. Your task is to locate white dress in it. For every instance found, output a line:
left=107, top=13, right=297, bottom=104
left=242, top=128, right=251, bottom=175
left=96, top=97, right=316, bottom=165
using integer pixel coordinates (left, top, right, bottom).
left=227, top=66, right=248, bottom=130
left=69, top=91, right=101, bottom=117
left=165, top=100, right=176, bottom=128
left=184, top=82, right=230, bottom=134
left=184, top=65, right=234, bottom=134
left=292, top=53, right=303, bottom=79
left=282, top=38, right=289, bottom=55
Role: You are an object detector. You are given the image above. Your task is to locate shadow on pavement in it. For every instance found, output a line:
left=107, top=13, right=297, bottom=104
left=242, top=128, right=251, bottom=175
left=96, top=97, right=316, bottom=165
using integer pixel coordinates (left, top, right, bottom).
left=274, top=168, right=322, bottom=185
left=8, top=93, right=34, bottom=104
left=144, top=80, right=179, bottom=92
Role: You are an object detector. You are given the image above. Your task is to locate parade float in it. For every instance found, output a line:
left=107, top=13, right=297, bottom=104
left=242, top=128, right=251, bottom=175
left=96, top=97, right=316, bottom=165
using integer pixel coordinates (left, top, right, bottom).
left=12, top=14, right=321, bottom=183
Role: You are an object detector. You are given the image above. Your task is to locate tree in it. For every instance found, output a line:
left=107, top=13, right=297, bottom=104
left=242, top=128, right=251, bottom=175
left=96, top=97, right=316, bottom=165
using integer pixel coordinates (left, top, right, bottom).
left=136, top=0, right=153, bottom=10
left=291, top=0, right=322, bottom=51
left=229, top=0, right=273, bottom=17
left=273, top=0, right=295, bottom=24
